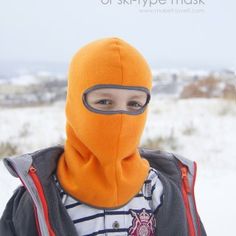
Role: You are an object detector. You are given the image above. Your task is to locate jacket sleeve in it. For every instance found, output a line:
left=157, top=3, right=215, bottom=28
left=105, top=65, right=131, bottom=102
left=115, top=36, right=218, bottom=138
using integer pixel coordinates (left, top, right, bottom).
left=0, top=185, right=25, bottom=236
left=199, top=216, right=207, bottom=236
left=0, top=184, right=39, bottom=236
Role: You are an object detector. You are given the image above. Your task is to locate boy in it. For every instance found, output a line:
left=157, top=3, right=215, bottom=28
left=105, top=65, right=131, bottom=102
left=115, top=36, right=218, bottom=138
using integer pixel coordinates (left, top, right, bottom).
left=0, top=37, right=207, bottom=236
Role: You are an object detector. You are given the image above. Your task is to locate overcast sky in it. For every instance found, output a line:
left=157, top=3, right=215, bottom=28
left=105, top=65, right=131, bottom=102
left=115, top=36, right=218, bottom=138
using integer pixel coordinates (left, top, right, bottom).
left=0, top=0, right=235, bottom=72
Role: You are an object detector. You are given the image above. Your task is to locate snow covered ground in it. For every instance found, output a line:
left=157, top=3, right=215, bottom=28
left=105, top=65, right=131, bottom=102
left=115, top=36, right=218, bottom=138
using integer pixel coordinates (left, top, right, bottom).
left=0, top=97, right=235, bottom=235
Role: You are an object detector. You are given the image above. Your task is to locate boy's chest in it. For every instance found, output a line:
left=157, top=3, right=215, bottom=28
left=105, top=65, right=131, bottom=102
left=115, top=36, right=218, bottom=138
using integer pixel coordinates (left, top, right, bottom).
left=54, top=167, right=163, bottom=236
left=63, top=195, right=157, bottom=236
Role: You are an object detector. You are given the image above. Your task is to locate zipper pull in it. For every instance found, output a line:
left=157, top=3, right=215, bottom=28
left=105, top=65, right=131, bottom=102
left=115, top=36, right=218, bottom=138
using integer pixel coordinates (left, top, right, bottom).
left=181, top=166, right=191, bottom=194
left=29, top=166, right=37, bottom=173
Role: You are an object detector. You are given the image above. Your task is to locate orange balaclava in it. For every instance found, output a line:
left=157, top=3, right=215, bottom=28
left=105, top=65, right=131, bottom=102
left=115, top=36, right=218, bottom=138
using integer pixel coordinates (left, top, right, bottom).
left=56, top=37, right=153, bottom=209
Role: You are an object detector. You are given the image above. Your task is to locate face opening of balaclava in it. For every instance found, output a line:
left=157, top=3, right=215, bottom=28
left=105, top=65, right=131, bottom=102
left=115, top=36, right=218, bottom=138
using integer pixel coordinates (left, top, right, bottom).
left=56, top=37, right=153, bottom=209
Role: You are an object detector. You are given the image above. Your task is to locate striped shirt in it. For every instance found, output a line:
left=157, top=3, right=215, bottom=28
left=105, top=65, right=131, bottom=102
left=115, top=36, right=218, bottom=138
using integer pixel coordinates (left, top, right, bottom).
left=53, top=167, right=164, bottom=236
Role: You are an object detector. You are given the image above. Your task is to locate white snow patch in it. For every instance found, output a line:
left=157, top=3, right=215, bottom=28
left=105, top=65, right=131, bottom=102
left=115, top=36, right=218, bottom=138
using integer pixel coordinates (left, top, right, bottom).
left=0, top=98, right=235, bottom=235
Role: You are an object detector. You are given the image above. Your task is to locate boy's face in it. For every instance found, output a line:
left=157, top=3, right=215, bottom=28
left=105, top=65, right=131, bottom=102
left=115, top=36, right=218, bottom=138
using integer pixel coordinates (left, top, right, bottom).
left=84, top=88, right=149, bottom=114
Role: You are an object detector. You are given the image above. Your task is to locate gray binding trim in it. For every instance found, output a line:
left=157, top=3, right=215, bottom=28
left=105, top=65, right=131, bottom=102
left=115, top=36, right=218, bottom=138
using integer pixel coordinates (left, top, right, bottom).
left=172, top=153, right=194, bottom=176
left=173, top=153, right=199, bottom=236
left=82, top=84, right=151, bottom=115
left=3, top=154, right=50, bottom=236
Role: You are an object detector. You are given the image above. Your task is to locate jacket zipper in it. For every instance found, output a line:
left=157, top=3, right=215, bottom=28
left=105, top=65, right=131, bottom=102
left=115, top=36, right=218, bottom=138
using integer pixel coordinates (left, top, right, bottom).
left=29, top=166, right=55, bottom=236
left=32, top=202, right=43, bottom=236
left=179, top=162, right=198, bottom=236
left=7, top=163, right=44, bottom=236
left=192, top=161, right=202, bottom=236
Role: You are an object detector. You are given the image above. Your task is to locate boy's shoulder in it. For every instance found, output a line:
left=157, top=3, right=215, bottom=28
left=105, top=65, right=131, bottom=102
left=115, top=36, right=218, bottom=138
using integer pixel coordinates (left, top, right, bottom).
left=139, top=147, right=196, bottom=180
left=139, top=146, right=194, bottom=167
left=3, top=144, right=195, bottom=189
left=2, top=144, right=64, bottom=179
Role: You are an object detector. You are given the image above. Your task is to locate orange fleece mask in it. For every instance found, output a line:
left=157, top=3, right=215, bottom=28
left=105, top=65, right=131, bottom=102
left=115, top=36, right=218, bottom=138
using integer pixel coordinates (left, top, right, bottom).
left=56, top=37, right=152, bottom=209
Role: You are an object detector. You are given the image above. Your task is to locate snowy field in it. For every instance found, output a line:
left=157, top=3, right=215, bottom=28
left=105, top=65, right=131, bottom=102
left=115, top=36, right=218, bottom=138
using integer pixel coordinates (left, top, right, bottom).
left=0, top=96, right=235, bottom=235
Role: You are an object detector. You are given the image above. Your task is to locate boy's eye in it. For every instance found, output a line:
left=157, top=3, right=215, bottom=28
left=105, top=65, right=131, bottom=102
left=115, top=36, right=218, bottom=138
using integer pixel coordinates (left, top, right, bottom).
left=96, top=99, right=112, bottom=105
left=128, top=101, right=143, bottom=109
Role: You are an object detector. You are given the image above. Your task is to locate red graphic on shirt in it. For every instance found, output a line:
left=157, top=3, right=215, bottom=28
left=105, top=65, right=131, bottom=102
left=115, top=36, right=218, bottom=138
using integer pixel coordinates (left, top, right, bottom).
left=128, top=208, right=156, bottom=236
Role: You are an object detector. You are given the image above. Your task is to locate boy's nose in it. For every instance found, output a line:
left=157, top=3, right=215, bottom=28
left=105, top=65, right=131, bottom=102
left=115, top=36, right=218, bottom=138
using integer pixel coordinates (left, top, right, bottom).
left=114, top=103, right=129, bottom=111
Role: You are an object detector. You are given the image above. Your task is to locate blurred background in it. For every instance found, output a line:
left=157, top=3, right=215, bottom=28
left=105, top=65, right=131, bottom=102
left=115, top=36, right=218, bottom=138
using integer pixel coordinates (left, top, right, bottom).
left=0, top=1, right=235, bottom=235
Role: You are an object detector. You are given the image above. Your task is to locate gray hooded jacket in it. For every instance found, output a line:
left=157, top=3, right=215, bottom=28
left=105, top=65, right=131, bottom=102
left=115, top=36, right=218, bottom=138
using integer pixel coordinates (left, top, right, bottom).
left=0, top=145, right=207, bottom=236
